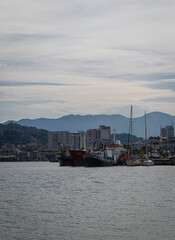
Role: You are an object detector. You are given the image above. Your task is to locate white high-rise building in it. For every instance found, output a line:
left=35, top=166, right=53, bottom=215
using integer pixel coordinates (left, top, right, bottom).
left=86, top=129, right=99, bottom=150
left=99, top=125, right=111, bottom=143
left=69, top=132, right=86, bottom=150
left=48, top=131, right=69, bottom=150
left=48, top=131, right=59, bottom=150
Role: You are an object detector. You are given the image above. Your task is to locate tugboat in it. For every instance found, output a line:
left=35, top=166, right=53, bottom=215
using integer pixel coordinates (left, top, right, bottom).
left=84, top=148, right=114, bottom=167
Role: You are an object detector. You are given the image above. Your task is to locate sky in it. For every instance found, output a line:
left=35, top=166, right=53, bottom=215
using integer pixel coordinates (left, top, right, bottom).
left=0, top=0, right=175, bottom=123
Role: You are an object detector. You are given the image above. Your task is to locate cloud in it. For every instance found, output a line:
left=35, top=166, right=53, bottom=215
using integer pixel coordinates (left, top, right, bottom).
left=0, top=33, right=67, bottom=42
left=143, top=97, right=175, bottom=103
left=0, top=0, right=175, bottom=121
left=146, top=79, right=175, bottom=91
left=0, top=81, right=74, bottom=87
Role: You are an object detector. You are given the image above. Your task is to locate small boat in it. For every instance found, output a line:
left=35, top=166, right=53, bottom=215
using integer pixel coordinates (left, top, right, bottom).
left=149, top=150, right=160, bottom=159
left=142, top=159, right=154, bottom=166
left=126, top=158, right=141, bottom=166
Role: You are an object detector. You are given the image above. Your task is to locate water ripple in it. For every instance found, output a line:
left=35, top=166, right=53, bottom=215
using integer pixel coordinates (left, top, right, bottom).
left=0, top=162, right=175, bottom=240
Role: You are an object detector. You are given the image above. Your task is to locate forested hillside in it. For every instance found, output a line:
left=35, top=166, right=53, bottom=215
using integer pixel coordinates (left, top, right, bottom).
left=0, top=123, right=48, bottom=147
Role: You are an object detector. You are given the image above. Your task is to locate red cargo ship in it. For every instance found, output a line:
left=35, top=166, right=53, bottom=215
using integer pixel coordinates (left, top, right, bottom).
left=60, top=149, right=86, bottom=166
left=69, top=150, right=86, bottom=166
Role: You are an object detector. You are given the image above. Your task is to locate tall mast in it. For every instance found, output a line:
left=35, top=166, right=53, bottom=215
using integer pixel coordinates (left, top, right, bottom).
left=128, top=105, right=133, bottom=157
left=130, top=105, right=133, bottom=157
left=145, top=111, right=148, bottom=159
left=113, top=128, right=116, bottom=143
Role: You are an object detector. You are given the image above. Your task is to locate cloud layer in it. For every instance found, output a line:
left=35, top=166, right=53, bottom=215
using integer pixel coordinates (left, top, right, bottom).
left=0, top=0, right=175, bottom=122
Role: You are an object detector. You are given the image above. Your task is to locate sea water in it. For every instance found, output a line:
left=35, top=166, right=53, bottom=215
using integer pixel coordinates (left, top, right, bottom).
left=0, top=162, right=175, bottom=240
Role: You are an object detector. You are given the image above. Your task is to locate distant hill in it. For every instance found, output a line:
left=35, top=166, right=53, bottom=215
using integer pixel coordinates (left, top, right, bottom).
left=0, top=123, right=48, bottom=147
left=4, top=112, right=175, bottom=138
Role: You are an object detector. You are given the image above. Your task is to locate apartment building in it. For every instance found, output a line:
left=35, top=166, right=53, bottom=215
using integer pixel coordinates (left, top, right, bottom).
left=48, top=125, right=111, bottom=150
left=48, top=131, right=69, bottom=150
left=160, top=125, right=174, bottom=138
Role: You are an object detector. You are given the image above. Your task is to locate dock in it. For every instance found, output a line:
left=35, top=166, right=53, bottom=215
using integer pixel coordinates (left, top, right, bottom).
left=152, top=158, right=175, bottom=165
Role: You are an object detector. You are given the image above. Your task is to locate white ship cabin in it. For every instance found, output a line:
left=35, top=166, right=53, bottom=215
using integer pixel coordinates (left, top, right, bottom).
left=94, top=149, right=113, bottom=159
left=106, top=143, right=125, bottom=159
left=94, top=149, right=105, bottom=158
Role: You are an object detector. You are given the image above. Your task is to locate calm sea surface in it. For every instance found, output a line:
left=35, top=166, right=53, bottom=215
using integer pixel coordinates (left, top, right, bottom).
left=0, top=162, right=175, bottom=240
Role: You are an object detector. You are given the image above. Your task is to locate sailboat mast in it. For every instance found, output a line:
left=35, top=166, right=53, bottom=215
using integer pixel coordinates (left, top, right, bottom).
left=145, top=111, right=148, bottom=159
left=128, top=105, right=133, bottom=158
left=113, top=128, right=116, bottom=143
left=130, top=105, right=133, bottom=157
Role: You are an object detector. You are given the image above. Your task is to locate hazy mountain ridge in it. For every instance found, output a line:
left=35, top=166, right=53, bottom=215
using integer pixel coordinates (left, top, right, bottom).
left=4, top=112, right=175, bottom=138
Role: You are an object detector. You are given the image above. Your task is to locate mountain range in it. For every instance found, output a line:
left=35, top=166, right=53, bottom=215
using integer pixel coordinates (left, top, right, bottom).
left=4, top=112, right=175, bottom=138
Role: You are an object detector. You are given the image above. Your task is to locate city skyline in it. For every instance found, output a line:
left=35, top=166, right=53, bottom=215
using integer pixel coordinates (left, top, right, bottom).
left=0, top=0, right=175, bottom=123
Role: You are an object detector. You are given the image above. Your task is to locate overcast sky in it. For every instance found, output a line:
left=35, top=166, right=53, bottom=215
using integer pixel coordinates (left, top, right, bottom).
left=0, top=0, right=175, bottom=122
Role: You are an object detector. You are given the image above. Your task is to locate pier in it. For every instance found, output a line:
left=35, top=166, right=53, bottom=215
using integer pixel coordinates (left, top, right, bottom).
left=153, top=158, right=175, bottom=165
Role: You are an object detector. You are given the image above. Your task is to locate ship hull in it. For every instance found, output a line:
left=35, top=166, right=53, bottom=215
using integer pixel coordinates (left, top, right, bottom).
left=59, top=156, right=74, bottom=166
left=69, top=150, right=86, bottom=166
left=117, top=159, right=126, bottom=165
left=142, top=159, right=154, bottom=166
left=84, top=154, right=113, bottom=167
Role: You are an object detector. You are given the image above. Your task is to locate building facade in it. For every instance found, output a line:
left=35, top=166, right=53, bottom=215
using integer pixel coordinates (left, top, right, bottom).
left=160, top=125, right=174, bottom=138
left=99, top=125, right=111, bottom=144
left=48, top=131, right=69, bottom=150
left=86, top=129, right=99, bottom=150
left=48, top=125, right=111, bottom=150
left=69, top=132, right=86, bottom=150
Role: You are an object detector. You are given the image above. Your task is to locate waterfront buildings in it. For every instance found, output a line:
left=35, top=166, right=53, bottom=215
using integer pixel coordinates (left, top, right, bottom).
left=47, top=124, right=175, bottom=156
left=48, top=131, right=69, bottom=150
left=148, top=136, right=175, bottom=156
left=69, top=132, right=86, bottom=150
left=1, top=125, right=174, bottom=161
left=48, top=131, right=59, bottom=150
left=48, top=130, right=86, bottom=150
left=48, top=125, right=111, bottom=150
left=99, top=125, right=111, bottom=143
left=160, top=125, right=174, bottom=138
left=86, top=129, right=99, bottom=150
